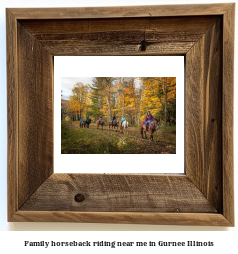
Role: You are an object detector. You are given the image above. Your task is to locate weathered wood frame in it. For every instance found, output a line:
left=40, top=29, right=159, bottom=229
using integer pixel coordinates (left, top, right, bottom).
left=7, top=4, right=234, bottom=226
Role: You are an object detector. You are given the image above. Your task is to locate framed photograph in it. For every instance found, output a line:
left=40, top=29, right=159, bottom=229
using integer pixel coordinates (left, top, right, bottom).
left=55, top=56, right=184, bottom=174
left=7, top=3, right=234, bottom=225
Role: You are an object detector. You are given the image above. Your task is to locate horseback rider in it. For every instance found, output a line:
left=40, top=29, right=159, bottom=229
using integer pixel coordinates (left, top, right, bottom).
left=86, top=116, right=90, bottom=123
left=112, top=115, right=116, bottom=124
left=98, top=114, right=103, bottom=123
left=145, top=111, right=155, bottom=130
left=121, top=115, right=126, bottom=126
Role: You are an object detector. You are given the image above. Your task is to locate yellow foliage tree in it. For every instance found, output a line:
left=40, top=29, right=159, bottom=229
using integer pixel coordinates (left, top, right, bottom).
left=63, top=77, right=176, bottom=125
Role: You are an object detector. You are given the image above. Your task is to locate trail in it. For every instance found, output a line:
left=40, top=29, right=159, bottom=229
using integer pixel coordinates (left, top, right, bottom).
left=64, top=122, right=176, bottom=154
left=71, top=122, right=158, bottom=144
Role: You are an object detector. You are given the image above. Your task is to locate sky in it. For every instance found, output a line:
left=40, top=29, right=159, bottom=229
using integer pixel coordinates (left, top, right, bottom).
left=61, top=77, right=143, bottom=100
left=61, top=77, right=94, bottom=100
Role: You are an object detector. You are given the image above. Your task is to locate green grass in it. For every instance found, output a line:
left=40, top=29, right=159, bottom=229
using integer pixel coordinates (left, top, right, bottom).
left=62, top=122, right=132, bottom=154
left=61, top=121, right=176, bottom=154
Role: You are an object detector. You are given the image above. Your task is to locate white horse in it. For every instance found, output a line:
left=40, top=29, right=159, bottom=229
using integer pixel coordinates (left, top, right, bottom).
left=121, top=121, right=129, bottom=134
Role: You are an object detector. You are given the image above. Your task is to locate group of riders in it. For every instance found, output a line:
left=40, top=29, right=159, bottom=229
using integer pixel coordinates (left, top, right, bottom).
left=80, top=116, right=91, bottom=124
left=80, top=111, right=158, bottom=141
left=96, top=111, right=155, bottom=130
left=80, top=111, right=155, bottom=129
left=97, top=114, right=125, bottom=127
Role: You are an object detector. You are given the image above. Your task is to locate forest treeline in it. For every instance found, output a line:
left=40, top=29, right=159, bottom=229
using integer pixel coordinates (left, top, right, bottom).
left=61, top=77, right=176, bottom=126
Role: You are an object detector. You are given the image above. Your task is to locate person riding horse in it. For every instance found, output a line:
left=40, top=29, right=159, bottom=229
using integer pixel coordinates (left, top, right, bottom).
left=80, top=117, right=85, bottom=128
left=141, top=112, right=159, bottom=141
left=121, top=115, right=126, bottom=127
left=109, top=115, right=119, bottom=130
left=85, top=116, right=91, bottom=128
left=98, top=114, right=103, bottom=123
left=145, top=111, right=155, bottom=130
left=112, top=115, right=116, bottom=124
left=97, top=114, right=105, bottom=129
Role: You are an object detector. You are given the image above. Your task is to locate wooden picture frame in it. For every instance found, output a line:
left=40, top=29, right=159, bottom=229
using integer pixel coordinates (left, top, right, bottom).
left=7, top=3, right=234, bottom=226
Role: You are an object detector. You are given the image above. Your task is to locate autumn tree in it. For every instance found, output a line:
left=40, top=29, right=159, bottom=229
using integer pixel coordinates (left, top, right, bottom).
left=164, top=77, right=168, bottom=126
left=166, top=77, right=176, bottom=125
left=101, top=77, right=116, bottom=121
left=66, top=82, right=89, bottom=120
left=117, top=77, right=129, bottom=116
left=141, top=77, right=176, bottom=125
left=122, top=77, right=143, bottom=125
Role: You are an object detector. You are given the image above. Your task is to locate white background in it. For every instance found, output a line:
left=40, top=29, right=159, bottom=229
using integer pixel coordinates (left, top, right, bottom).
left=55, top=56, right=184, bottom=173
left=0, top=0, right=237, bottom=253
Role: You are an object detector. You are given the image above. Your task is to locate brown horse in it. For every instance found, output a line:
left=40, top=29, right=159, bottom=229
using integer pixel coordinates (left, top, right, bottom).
left=109, top=120, right=119, bottom=130
left=80, top=121, right=85, bottom=128
left=96, top=120, right=105, bottom=129
left=141, top=120, right=159, bottom=141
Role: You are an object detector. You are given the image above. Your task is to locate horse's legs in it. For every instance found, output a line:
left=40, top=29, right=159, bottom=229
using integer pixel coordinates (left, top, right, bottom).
left=144, top=129, right=147, bottom=139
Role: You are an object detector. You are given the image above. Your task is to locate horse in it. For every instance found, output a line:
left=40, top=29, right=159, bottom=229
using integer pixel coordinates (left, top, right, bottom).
left=96, top=119, right=105, bottom=129
left=80, top=120, right=85, bottom=128
left=109, top=120, right=119, bottom=130
left=141, top=120, right=159, bottom=141
left=121, top=121, right=129, bottom=134
left=85, top=119, right=91, bottom=128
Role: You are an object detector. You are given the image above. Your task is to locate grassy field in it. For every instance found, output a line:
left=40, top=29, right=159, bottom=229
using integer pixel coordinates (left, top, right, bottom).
left=61, top=121, right=176, bottom=154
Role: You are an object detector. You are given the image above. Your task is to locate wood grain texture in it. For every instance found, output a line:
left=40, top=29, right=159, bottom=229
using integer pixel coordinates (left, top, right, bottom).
left=8, top=4, right=233, bottom=19
left=38, top=41, right=193, bottom=56
left=7, top=9, right=18, bottom=221
left=20, top=16, right=218, bottom=34
left=18, top=23, right=54, bottom=208
left=186, top=18, right=222, bottom=212
left=20, top=174, right=217, bottom=213
left=19, top=17, right=218, bottom=56
left=11, top=211, right=231, bottom=226
left=222, top=4, right=235, bottom=226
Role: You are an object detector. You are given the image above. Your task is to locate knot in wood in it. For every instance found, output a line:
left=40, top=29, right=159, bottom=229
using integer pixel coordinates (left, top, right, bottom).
left=74, top=193, right=85, bottom=202
left=140, top=40, right=147, bottom=52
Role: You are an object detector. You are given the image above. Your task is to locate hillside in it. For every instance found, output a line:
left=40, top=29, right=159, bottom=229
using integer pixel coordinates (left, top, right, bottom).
left=61, top=99, right=69, bottom=108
